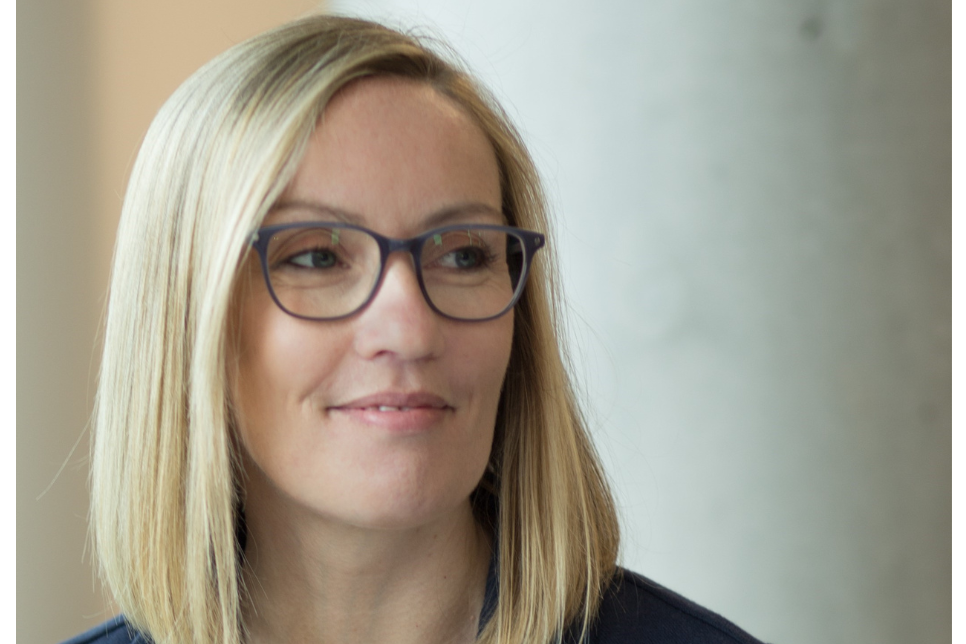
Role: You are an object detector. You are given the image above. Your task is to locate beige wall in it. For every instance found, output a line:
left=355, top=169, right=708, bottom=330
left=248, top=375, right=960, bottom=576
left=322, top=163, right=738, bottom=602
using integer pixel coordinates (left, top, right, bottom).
left=18, top=2, right=323, bottom=642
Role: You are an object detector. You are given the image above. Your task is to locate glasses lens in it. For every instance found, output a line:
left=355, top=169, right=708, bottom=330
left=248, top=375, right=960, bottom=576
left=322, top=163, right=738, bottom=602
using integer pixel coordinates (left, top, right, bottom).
left=264, top=226, right=380, bottom=319
left=419, top=227, right=526, bottom=320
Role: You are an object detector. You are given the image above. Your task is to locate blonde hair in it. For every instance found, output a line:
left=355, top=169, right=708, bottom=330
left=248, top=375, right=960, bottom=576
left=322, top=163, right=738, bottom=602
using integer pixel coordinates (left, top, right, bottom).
left=92, top=14, right=619, bottom=644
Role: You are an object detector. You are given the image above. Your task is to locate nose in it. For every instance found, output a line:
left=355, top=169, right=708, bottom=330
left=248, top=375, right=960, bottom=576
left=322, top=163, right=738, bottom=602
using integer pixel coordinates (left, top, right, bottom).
left=352, top=252, right=444, bottom=361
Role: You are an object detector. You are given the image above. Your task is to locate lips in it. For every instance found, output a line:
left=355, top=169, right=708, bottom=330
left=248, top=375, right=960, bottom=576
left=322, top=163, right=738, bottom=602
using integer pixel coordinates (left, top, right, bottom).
left=328, top=392, right=452, bottom=432
left=331, top=391, right=451, bottom=411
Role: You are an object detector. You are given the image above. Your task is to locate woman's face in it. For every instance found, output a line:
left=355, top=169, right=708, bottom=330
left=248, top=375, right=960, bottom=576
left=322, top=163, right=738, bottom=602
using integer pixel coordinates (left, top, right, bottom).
left=232, top=78, right=511, bottom=532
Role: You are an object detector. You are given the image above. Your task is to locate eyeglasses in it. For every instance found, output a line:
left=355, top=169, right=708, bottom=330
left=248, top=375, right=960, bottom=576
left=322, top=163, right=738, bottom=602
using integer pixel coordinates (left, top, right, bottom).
left=250, top=222, right=545, bottom=322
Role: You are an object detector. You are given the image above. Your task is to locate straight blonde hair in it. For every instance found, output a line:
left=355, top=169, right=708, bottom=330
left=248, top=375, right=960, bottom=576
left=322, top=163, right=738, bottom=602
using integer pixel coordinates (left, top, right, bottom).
left=92, top=14, right=619, bottom=644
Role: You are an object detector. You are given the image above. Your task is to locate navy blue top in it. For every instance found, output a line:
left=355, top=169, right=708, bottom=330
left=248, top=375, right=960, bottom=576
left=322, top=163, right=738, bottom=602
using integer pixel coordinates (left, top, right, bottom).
left=564, top=568, right=765, bottom=643
left=62, top=565, right=764, bottom=644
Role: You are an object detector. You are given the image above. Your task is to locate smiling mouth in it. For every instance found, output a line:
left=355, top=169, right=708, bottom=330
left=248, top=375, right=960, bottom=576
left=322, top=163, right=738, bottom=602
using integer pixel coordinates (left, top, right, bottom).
left=332, top=392, right=451, bottom=412
left=329, top=394, right=452, bottom=432
left=336, top=404, right=452, bottom=415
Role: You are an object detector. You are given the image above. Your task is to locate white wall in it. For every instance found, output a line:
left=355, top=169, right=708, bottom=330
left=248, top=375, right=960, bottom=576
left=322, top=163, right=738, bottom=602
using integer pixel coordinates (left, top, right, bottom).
left=329, top=2, right=950, bottom=642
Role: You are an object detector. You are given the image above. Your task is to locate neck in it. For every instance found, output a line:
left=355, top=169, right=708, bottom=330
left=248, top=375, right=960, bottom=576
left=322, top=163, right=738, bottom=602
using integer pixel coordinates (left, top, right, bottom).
left=240, top=471, right=491, bottom=644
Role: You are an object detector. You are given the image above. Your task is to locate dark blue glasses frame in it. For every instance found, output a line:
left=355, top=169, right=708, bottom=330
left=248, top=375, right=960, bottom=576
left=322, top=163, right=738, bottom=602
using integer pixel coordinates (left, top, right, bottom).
left=250, top=222, right=546, bottom=322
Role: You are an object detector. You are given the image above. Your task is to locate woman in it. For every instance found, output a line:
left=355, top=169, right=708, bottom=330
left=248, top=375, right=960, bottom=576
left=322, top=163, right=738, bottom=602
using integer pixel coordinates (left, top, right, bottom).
left=66, top=14, right=764, bottom=644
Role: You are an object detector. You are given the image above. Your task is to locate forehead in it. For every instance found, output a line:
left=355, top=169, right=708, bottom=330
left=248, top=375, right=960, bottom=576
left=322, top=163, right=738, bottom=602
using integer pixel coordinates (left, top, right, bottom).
left=274, top=77, right=502, bottom=233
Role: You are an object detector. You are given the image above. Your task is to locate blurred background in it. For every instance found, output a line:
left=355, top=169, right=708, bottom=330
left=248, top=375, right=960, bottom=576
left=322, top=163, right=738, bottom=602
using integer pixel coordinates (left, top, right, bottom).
left=18, top=1, right=949, bottom=643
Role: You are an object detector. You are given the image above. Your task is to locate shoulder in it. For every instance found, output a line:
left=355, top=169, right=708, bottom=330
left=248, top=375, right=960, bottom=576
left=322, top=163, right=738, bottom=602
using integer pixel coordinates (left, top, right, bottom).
left=59, top=615, right=151, bottom=644
left=576, top=568, right=766, bottom=644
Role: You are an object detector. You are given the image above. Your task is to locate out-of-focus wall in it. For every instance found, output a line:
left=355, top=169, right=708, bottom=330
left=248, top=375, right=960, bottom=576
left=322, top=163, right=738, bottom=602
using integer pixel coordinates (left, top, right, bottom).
left=329, top=1, right=950, bottom=643
left=19, top=2, right=949, bottom=643
left=18, top=3, right=323, bottom=643
left=19, top=3, right=100, bottom=642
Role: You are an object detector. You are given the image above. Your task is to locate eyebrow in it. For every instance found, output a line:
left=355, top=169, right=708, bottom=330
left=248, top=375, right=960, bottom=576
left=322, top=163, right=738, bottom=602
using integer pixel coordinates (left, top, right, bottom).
left=268, top=200, right=505, bottom=229
left=268, top=201, right=363, bottom=225
left=421, top=203, right=505, bottom=227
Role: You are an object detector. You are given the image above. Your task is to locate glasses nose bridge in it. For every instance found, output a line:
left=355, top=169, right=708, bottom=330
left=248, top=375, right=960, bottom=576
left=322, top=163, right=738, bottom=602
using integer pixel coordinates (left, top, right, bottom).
left=373, top=234, right=428, bottom=302
left=380, top=235, right=425, bottom=274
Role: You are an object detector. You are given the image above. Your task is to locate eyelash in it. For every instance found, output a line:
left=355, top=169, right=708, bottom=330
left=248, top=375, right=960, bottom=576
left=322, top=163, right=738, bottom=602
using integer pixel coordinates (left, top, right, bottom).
left=434, top=246, right=498, bottom=269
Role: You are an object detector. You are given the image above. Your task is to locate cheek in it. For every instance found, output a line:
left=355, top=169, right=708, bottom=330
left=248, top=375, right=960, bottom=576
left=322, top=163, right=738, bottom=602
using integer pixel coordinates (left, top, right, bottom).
left=445, top=312, right=513, bottom=434
left=230, top=286, right=347, bottom=462
left=468, top=315, right=513, bottom=395
left=452, top=315, right=513, bottom=490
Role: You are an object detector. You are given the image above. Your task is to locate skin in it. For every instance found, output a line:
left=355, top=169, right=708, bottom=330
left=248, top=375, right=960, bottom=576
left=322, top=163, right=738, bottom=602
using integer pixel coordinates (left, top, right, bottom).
left=231, top=77, right=512, bottom=644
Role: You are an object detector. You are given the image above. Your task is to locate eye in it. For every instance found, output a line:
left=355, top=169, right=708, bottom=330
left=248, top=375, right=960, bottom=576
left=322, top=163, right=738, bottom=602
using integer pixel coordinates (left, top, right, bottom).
left=440, top=246, right=489, bottom=269
left=288, top=248, right=338, bottom=269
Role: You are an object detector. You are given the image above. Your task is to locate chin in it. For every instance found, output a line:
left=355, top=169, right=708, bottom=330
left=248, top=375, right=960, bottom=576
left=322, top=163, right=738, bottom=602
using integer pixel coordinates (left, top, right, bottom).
left=322, top=487, right=477, bottom=533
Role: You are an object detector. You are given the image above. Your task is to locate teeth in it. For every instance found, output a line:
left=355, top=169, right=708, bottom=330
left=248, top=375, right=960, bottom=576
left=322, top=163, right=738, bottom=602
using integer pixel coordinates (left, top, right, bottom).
left=374, top=406, right=411, bottom=412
